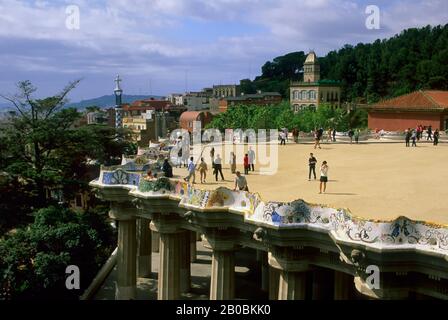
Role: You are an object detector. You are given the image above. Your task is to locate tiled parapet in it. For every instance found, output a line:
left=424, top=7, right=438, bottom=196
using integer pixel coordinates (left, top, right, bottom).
left=91, top=166, right=448, bottom=257
left=91, top=166, right=448, bottom=300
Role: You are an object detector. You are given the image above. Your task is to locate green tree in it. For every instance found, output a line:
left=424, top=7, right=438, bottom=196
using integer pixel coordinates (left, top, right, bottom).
left=0, top=205, right=115, bottom=300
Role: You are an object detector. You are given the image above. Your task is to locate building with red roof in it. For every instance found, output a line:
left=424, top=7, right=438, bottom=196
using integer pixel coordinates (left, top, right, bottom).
left=367, top=90, right=448, bottom=131
left=179, top=111, right=213, bottom=133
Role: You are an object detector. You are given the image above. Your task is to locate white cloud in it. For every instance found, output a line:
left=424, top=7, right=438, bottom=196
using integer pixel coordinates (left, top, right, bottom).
left=0, top=0, right=446, bottom=99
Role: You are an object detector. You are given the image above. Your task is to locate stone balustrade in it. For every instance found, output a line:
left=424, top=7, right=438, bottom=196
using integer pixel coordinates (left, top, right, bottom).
left=90, top=168, right=448, bottom=300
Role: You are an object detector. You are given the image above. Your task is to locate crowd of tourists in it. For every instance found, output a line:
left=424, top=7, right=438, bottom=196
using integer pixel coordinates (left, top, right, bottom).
left=405, top=125, right=440, bottom=147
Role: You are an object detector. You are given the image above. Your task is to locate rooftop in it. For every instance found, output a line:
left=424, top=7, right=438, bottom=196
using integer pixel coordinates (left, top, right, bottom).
left=369, top=90, right=448, bottom=111
left=225, top=92, right=281, bottom=101
left=304, top=51, right=318, bottom=64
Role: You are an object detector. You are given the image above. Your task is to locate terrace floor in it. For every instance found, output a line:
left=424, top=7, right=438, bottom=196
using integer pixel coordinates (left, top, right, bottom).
left=172, top=140, right=448, bottom=225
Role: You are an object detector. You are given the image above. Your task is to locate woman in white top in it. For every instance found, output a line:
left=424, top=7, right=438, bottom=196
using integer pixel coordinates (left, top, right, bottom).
left=319, top=161, right=329, bottom=194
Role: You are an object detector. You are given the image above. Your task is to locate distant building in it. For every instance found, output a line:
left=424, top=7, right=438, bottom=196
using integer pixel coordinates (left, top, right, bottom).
left=166, top=93, right=184, bottom=105
left=213, top=84, right=240, bottom=98
left=179, top=111, right=214, bottom=133
left=123, top=110, right=176, bottom=146
left=86, top=111, right=108, bottom=124
left=290, top=51, right=341, bottom=113
left=182, top=91, right=211, bottom=111
left=215, top=91, right=282, bottom=113
left=367, top=90, right=448, bottom=131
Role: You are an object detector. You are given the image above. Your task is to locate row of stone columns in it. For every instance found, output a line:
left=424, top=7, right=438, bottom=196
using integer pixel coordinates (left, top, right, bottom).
left=114, top=213, right=354, bottom=300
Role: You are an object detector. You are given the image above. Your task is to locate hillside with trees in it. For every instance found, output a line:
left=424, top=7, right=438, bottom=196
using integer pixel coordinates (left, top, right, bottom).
left=240, top=24, right=448, bottom=103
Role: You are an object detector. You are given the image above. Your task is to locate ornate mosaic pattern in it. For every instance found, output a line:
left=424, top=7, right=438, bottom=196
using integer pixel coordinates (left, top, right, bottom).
left=138, top=177, right=173, bottom=193
left=94, top=167, right=448, bottom=254
left=102, top=169, right=140, bottom=186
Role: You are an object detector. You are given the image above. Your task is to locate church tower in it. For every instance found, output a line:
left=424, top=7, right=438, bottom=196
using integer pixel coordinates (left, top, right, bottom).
left=303, top=51, right=320, bottom=83
left=114, top=74, right=123, bottom=128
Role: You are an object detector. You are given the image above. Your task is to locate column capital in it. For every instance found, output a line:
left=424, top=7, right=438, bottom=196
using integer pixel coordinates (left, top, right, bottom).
left=109, top=201, right=138, bottom=221
left=150, top=217, right=182, bottom=234
left=203, top=228, right=238, bottom=251
left=268, top=248, right=309, bottom=272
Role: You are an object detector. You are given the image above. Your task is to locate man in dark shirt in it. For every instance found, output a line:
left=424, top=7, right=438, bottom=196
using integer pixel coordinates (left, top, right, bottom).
left=405, top=128, right=411, bottom=147
left=308, top=153, right=317, bottom=180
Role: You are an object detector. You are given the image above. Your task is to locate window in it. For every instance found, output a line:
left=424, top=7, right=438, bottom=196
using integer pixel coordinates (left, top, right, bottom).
left=309, top=90, right=316, bottom=100
left=309, top=104, right=316, bottom=111
left=293, top=90, right=300, bottom=100
left=293, top=104, right=300, bottom=113
left=335, top=92, right=338, bottom=101
left=300, top=90, right=308, bottom=100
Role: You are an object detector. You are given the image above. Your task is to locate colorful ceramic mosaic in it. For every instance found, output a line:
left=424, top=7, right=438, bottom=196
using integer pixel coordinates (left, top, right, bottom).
left=93, top=167, right=448, bottom=255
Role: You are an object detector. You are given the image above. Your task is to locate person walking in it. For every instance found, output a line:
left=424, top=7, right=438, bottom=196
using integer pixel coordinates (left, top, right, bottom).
left=327, top=128, right=332, bottom=142
left=197, top=157, right=208, bottom=183
left=279, top=131, right=286, bottom=145
left=332, top=128, right=336, bottom=142
left=319, top=161, right=329, bottom=194
left=348, top=129, right=354, bottom=144
left=411, top=130, right=417, bottom=147
left=243, top=153, right=249, bottom=175
left=405, top=128, right=411, bottom=147
left=292, top=128, right=299, bottom=143
left=248, top=147, right=255, bottom=171
left=314, top=129, right=321, bottom=149
left=184, top=157, right=196, bottom=184
left=434, top=129, right=440, bottom=146
left=229, top=152, right=236, bottom=174
left=162, top=158, right=173, bottom=178
left=308, top=153, right=317, bottom=181
left=354, top=129, right=360, bottom=144
left=427, top=125, right=433, bottom=141
left=176, top=147, right=183, bottom=168
left=234, top=171, right=249, bottom=191
left=214, top=154, right=225, bottom=181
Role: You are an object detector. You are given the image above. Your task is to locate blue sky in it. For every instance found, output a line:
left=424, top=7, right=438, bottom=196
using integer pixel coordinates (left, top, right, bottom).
left=0, top=0, right=447, bottom=102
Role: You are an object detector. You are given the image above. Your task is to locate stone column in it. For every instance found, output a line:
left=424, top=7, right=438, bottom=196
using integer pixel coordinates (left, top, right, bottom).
left=180, top=231, right=191, bottom=293
left=268, top=250, right=309, bottom=300
left=116, top=219, right=137, bottom=300
left=190, top=231, right=197, bottom=263
left=157, top=231, right=182, bottom=300
left=206, top=229, right=236, bottom=300
left=137, top=218, right=152, bottom=278
left=278, top=270, right=307, bottom=300
left=210, top=249, right=235, bottom=300
left=312, top=267, right=334, bottom=300
left=334, top=271, right=353, bottom=300
left=269, top=267, right=280, bottom=300
left=152, top=231, right=160, bottom=253
left=257, top=250, right=269, bottom=292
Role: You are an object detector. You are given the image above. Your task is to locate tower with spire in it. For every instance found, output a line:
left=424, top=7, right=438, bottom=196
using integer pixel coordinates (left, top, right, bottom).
left=303, top=51, right=320, bottom=83
left=114, top=75, right=123, bottom=128
left=289, top=51, right=341, bottom=113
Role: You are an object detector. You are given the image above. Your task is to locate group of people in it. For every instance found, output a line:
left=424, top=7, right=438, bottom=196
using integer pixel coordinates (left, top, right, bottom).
left=405, top=125, right=440, bottom=147
left=144, top=158, right=173, bottom=181
left=183, top=153, right=250, bottom=192
left=308, top=153, right=329, bottom=194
